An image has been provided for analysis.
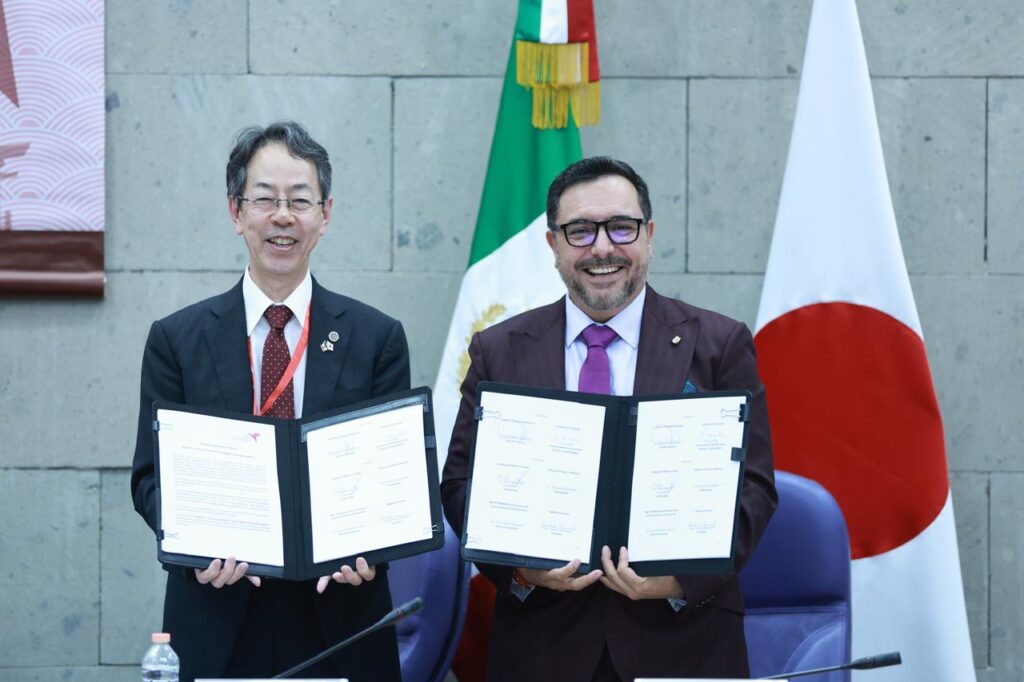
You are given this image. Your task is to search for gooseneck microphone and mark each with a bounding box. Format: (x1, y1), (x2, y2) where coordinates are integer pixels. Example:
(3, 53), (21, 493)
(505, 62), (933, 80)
(273, 596), (425, 679)
(759, 651), (902, 679)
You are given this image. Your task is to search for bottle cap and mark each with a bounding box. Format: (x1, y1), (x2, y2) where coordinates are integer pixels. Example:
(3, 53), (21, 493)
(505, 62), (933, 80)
(151, 633), (171, 644)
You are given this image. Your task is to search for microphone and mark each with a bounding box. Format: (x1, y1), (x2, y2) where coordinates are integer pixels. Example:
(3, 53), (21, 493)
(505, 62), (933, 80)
(759, 651), (901, 679)
(273, 597), (425, 679)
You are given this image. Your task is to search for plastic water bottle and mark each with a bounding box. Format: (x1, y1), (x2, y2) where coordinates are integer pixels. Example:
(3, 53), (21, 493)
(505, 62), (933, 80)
(141, 632), (179, 681)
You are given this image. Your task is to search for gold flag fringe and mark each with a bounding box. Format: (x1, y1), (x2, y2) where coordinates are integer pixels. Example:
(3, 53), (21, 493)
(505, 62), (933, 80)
(530, 81), (601, 129)
(516, 40), (601, 129)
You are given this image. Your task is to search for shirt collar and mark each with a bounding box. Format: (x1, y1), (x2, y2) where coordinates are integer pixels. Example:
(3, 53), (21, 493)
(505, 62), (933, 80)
(564, 285), (647, 350)
(242, 268), (313, 335)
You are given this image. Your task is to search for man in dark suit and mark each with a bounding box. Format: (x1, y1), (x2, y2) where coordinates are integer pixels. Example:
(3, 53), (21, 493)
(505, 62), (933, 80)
(441, 157), (777, 681)
(131, 121), (405, 682)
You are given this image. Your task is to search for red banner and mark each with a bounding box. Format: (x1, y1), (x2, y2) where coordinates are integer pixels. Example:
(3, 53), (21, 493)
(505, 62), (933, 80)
(0, 0), (104, 296)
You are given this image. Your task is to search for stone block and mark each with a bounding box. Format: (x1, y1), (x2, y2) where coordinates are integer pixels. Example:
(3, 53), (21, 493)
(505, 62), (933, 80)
(0, 471), (100, 666)
(106, 75), (393, 272)
(991, 473), (1024, 672)
(392, 77), (502, 274)
(873, 78), (986, 274)
(913, 275), (1024, 472)
(315, 271), (463, 388)
(0, 271), (238, 468)
(859, 1), (1024, 76)
(107, 0), (248, 74)
(976, 668), (1022, 682)
(950, 472), (989, 669)
(580, 79), (687, 273)
(688, 78), (797, 274)
(987, 79), (1024, 274)
(688, 78), (985, 275)
(646, 273), (764, 329)
(100, 471), (167, 665)
(596, 1), (809, 77)
(248, 0), (513, 76)
(0, 667), (137, 682)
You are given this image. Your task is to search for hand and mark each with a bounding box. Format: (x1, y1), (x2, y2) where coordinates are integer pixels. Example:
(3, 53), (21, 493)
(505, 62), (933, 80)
(599, 546), (683, 601)
(194, 556), (261, 588)
(316, 556), (376, 594)
(518, 559), (602, 592)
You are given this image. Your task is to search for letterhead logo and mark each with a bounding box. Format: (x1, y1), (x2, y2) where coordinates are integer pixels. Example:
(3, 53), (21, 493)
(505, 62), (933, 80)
(249, 432), (261, 443)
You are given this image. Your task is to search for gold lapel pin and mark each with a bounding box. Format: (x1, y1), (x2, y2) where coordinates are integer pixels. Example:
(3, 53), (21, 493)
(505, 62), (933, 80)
(320, 340), (335, 352)
(328, 331), (340, 342)
(671, 335), (682, 345)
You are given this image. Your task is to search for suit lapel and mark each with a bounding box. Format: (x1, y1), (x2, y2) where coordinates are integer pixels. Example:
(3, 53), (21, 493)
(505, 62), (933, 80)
(508, 298), (566, 390)
(204, 281), (254, 413)
(633, 287), (699, 395)
(303, 279), (349, 415)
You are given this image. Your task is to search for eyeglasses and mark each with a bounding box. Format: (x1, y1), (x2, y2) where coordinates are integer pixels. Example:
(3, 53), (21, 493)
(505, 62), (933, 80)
(236, 196), (324, 215)
(554, 218), (645, 247)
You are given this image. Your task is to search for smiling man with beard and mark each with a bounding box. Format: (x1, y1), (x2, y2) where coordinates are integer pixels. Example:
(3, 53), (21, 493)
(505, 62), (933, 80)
(131, 121), (406, 682)
(441, 157), (777, 681)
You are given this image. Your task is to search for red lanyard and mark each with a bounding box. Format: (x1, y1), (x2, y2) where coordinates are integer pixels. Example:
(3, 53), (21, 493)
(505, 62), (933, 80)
(247, 303), (311, 416)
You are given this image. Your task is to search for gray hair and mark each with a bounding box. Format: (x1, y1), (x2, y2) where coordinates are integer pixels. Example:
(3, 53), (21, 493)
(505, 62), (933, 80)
(226, 121), (332, 208)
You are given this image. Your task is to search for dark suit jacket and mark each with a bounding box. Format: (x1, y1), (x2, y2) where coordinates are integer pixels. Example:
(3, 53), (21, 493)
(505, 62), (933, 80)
(441, 286), (777, 681)
(131, 277), (409, 682)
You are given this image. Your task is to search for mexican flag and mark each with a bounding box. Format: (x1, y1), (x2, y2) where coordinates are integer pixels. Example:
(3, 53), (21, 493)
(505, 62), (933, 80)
(433, 2), (599, 678)
(753, 0), (975, 679)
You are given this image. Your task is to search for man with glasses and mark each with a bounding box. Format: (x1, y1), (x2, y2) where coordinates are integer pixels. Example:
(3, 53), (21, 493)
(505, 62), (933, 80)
(442, 157), (776, 681)
(131, 121), (406, 682)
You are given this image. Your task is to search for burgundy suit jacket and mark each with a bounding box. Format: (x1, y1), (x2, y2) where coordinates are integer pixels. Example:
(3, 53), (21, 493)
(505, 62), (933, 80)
(441, 286), (777, 681)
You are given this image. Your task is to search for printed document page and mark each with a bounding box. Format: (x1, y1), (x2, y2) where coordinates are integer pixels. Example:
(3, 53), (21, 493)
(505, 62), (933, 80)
(464, 392), (604, 563)
(157, 409), (284, 566)
(305, 404), (433, 563)
(627, 396), (745, 562)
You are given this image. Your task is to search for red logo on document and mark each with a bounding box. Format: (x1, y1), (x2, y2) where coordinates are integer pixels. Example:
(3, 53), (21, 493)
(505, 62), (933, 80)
(249, 432), (261, 442)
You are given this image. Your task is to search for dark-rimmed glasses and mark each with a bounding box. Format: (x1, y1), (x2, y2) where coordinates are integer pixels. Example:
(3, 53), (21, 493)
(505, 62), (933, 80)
(236, 196), (324, 215)
(554, 218), (645, 247)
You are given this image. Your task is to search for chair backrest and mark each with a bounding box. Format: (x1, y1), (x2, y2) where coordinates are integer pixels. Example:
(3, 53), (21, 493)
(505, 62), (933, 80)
(740, 471), (852, 681)
(388, 518), (470, 682)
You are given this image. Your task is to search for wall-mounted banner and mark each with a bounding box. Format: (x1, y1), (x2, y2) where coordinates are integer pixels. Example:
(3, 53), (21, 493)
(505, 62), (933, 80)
(0, 0), (104, 296)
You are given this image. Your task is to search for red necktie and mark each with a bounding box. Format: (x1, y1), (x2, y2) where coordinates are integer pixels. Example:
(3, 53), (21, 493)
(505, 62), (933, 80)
(261, 305), (295, 419)
(578, 323), (618, 395)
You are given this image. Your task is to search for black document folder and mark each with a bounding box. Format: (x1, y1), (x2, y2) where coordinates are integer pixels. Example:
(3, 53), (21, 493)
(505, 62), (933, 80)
(461, 382), (750, 577)
(152, 387), (444, 580)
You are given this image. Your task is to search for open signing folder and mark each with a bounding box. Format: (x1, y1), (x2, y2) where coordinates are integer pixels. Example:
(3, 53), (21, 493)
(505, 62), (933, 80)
(462, 382), (750, 576)
(152, 387), (443, 579)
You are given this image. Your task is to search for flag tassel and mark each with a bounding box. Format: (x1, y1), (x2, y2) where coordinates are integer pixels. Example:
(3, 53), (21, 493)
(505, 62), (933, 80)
(516, 40), (600, 129)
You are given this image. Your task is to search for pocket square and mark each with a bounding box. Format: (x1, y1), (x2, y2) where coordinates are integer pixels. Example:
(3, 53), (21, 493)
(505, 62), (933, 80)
(683, 379), (698, 394)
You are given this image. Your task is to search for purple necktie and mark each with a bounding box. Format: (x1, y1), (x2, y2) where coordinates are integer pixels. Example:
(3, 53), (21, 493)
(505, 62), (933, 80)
(578, 323), (619, 395)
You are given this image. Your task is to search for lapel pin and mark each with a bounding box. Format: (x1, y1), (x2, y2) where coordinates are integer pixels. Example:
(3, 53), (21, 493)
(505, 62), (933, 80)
(320, 340), (334, 352)
(671, 335), (682, 345)
(328, 331), (340, 342)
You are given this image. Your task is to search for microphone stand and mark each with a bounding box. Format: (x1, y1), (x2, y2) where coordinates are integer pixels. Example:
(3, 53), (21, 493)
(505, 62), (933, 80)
(273, 597), (425, 679)
(759, 651), (901, 679)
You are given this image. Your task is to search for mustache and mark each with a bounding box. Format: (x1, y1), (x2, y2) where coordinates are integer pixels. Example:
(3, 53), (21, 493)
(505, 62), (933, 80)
(575, 256), (631, 271)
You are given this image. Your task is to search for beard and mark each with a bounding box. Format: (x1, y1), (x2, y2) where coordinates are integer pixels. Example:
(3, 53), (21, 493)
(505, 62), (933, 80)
(555, 247), (650, 316)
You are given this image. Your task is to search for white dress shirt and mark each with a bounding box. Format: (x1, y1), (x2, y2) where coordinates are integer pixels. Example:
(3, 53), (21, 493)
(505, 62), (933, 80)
(243, 268), (312, 418)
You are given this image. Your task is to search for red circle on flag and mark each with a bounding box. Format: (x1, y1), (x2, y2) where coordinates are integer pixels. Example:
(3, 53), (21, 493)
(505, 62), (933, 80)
(755, 302), (949, 559)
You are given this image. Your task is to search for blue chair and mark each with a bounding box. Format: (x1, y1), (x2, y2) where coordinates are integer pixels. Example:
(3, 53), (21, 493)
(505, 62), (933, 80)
(740, 471), (852, 681)
(388, 518), (470, 682)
